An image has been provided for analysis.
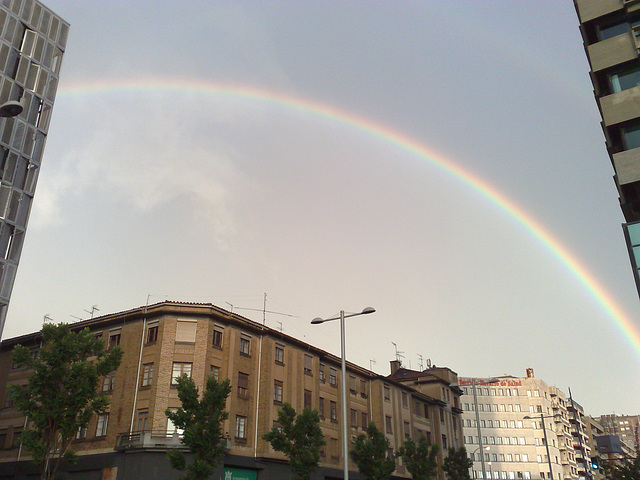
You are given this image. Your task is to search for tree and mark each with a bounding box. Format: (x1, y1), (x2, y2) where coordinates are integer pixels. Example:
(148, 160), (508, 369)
(396, 436), (439, 480)
(165, 374), (232, 480)
(442, 447), (473, 480)
(350, 422), (396, 480)
(262, 402), (325, 480)
(602, 456), (640, 480)
(7, 323), (122, 480)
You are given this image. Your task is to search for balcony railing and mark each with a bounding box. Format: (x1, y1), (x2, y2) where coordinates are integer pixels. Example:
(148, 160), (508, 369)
(115, 431), (233, 451)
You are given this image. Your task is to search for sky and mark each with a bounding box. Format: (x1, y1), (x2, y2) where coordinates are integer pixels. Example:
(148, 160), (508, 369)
(3, 0), (639, 416)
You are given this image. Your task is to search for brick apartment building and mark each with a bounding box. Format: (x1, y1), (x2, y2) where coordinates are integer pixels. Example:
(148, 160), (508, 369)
(0, 301), (464, 480)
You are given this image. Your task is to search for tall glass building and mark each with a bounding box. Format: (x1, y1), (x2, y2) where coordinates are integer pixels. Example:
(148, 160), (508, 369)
(0, 0), (68, 336)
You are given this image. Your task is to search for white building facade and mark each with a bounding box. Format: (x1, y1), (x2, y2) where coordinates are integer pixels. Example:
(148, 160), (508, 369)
(460, 369), (578, 480)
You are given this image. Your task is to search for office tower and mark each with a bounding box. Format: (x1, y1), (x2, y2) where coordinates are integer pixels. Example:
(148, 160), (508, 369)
(574, 1), (640, 297)
(0, 0), (68, 336)
(460, 369), (595, 480)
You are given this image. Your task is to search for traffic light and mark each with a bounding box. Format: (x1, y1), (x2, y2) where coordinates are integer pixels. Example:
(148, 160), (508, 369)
(590, 457), (600, 470)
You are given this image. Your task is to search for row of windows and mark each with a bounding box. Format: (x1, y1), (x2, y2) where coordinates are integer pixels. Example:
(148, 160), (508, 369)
(466, 436), (550, 447)
(463, 387), (521, 397)
(463, 403), (523, 412)
(470, 452), (550, 463)
(0, 1), (69, 49)
(472, 470), (533, 480)
(464, 419), (525, 429)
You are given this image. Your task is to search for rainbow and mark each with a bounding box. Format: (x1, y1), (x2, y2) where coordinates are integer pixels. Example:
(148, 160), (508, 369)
(58, 77), (640, 356)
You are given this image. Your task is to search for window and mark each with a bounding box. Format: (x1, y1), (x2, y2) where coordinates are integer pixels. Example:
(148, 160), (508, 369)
(517, 420), (523, 428)
(304, 389), (312, 409)
(360, 379), (367, 398)
(329, 368), (337, 386)
(175, 321), (196, 343)
(146, 323), (158, 344)
(210, 365), (220, 381)
(533, 390), (540, 397)
(519, 437), (525, 445)
(404, 421), (411, 438)
(304, 355), (313, 375)
(171, 362), (192, 384)
(402, 391), (408, 408)
(319, 397), (325, 418)
(240, 335), (251, 356)
(275, 344), (284, 364)
(522, 454), (528, 462)
(238, 372), (249, 397)
(384, 385), (391, 402)
(349, 375), (357, 394)
(235, 415), (247, 439)
(330, 401), (337, 422)
(598, 20), (630, 41)
(76, 425), (87, 439)
(351, 409), (358, 428)
(141, 363), (153, 387)
(137, 411), (148, 432)
(319, 363), (326, 382)
(96, 413), (109, 437)
(442, 434), (447, 449)
(385, 415), (393, 433)
(274, 380), (283, 404)
(212, 327), (223, 348)
(102, 372), (115, 392)
(361, 412), (368, 428)
(108, 331), (120, 350)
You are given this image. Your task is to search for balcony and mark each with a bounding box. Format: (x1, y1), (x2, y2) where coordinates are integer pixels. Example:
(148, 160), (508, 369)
(115, 430), (184, 450)
(588, 31), (637, 72)
(576, 0), (624, 23)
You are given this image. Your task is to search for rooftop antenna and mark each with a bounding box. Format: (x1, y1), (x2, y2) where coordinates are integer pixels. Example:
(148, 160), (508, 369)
(84, 305), (99, 319)
(70, 315), (83, 321)
(391, 342), (405, 366)
(370, 359), (376, 371)
(276, 321), (283, 333)
(418, 354), (424, 371)
(426, 358), (432, 368)
(225, 302), (234, 313)
(43, 314), (52, 325)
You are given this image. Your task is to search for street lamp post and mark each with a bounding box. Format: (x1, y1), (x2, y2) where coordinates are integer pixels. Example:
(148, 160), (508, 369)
(312, 307), (376, 480)
(524, 414), (560, 480)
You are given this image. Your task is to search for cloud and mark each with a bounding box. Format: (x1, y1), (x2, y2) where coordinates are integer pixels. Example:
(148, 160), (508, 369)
(29, 93), (256, 247)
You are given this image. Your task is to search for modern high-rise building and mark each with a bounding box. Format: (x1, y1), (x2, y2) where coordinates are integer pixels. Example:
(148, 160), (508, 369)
(574, 0), (640, 298)
(0, 0), (68, 337)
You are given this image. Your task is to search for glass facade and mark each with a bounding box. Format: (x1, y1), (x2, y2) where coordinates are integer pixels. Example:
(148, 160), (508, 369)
(0, 0), (67, 336)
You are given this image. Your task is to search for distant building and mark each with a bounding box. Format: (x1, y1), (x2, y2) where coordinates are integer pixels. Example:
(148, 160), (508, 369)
(0, 302), (463, 479)
(573, 0), (640, 298)
(460, 369), (596, 480)
(595, 413), (639, 455)
(0, 0), (68, 336)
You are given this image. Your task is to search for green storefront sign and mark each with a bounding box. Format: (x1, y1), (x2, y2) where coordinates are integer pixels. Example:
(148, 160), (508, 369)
(223, 467), (257, 480)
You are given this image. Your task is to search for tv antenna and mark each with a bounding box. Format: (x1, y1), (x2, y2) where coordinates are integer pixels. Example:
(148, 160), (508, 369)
(391, 342), (404, 365)
(84, 305), (99, 318)
(418, 354), (424, 371)
(43, 314), (53, 325)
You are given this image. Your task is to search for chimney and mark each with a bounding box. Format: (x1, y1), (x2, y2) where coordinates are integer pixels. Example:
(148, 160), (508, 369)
(526, 368), (534, 378)
(390, 360), (401, 375)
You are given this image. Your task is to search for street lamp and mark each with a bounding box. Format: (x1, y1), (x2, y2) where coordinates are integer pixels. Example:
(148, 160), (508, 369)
(311, 307), (376, 480)
(0, 101), (22, 117)
(524, 414), (561, 480)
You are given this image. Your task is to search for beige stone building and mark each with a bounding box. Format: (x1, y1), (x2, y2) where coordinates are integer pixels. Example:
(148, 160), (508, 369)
(460, 369), (596, 480)
(0, 301), (464, 480)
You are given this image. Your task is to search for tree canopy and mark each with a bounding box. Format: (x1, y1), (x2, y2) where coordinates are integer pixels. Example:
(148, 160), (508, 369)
(350, 422), (396, 480)
(442, 447), (473, 480)
(603, 456), (640, 480)
(165, 374), (232, 480)
(396, 436), (439, 480)
(262, 402), (325, 480)
(8, 323), (122, 480)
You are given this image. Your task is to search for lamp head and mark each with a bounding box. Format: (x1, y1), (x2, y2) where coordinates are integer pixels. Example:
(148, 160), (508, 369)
(311, 317), (325, 325)
(361, 307), (375, 315)
(0, 101), (22, 118)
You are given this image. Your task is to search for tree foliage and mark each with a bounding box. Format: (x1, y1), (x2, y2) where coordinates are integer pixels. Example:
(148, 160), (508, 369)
(165, 374), (232, 480)
(350, 422), (396, 480)
(396, 436), (439, 480)
(7, 323), (122, 480)
(262, 402), (325, 480)
(442, 447), (473, 480)
(603, 456), (640, 480)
